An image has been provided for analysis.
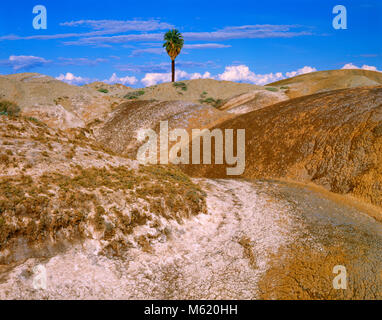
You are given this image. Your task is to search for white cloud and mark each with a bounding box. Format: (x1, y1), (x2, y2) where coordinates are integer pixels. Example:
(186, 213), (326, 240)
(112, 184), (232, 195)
(217, 65), (284, 85)
(56, 72), (138, 86)
(217, 64), (318, 85)
(285, 66), (317, 78)
(141, 70), (190, 86)
(342, 63), (379, 71)
(361, 65), (378, 71)
(103, 73), (138, 85)
(342, 63), (359, 69)
(141, 70), (215, 86)
(0, 55), (51, 71)
(56, 72), (91, 85)
(140, 64), (318, 87)
(190, 72), (213, 80)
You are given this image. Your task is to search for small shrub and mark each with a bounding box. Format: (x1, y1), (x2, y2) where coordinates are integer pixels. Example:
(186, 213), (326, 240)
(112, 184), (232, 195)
(265, 87), (279, 92)
(0, 100), (21, 116)
(173, 82), (187, 91)
(124, 90), (145, 100)
(0, 154), (9, 165)
(372, 123), (382, 137)
(199, 97), (224, 108)
(98, 88), (109, 94)
(280, 86), (290, 90)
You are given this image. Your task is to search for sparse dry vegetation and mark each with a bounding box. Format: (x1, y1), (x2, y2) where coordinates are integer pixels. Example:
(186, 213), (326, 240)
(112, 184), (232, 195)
(0, 100), (20, 116)
(0, 115), (206, 263)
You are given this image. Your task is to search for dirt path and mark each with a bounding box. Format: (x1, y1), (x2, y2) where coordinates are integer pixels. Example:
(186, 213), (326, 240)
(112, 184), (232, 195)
(0, 179), (381, 299)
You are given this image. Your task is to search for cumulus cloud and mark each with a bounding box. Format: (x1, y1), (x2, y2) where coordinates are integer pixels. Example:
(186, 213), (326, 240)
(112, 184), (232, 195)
(217, 65), (318, 85)
(361, 65), (378, 71)
(56, 72), (137, 86)
(140, 64), (318, 86)
(285, 66), (317, 78)
(141, 70), (187, 86)
(217, 65), (284, 85)
(0, 55), (51, 71)
(342, 63), (379, 71)
(190, 72), (213, 80)
(103, 73), (138, 85)
(141, 70), (213, 86)
(56, 72), (91, 85)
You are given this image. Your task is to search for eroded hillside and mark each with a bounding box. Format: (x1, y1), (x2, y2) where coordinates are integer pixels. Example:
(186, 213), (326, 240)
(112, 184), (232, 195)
(0, 115), (206, 264)
(181, 86), (382, 209)
(93, 100), (234, 158)
(0, 73), (122, 129)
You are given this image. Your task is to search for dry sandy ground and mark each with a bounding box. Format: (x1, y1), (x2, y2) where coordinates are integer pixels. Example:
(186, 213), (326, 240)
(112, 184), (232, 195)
(0, 179), (380, 300)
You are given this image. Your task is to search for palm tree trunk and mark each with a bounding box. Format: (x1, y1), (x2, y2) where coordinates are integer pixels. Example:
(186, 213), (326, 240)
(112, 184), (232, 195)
(172, 59), (175, 82)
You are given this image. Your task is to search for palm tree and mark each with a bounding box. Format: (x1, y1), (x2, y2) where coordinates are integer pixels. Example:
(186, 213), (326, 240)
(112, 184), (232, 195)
(163, 29), (184, 82)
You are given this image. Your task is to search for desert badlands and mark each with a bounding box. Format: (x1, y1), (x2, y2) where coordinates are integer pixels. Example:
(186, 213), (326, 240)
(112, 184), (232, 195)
(0, 69), (382, 299)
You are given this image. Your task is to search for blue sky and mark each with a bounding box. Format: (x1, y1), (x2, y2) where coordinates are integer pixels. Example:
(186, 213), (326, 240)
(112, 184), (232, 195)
(0, 0), (381, 87)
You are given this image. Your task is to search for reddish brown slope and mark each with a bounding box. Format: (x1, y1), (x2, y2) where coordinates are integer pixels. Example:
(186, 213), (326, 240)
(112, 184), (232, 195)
(181, 86), (382, 207)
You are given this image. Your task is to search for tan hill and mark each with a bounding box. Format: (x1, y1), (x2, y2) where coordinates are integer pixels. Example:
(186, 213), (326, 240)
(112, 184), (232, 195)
(268, 69), (382, 99)
(93, 100), (233, 158)
(181, 86), (382, 209)
(141, 79), (263, 103)
(91, 79), (264, 106)
(218, 88), (288, 114)
(0, 73), (122, 129)
(84, 81), (133, 98)
(0, 114), (206, 264)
